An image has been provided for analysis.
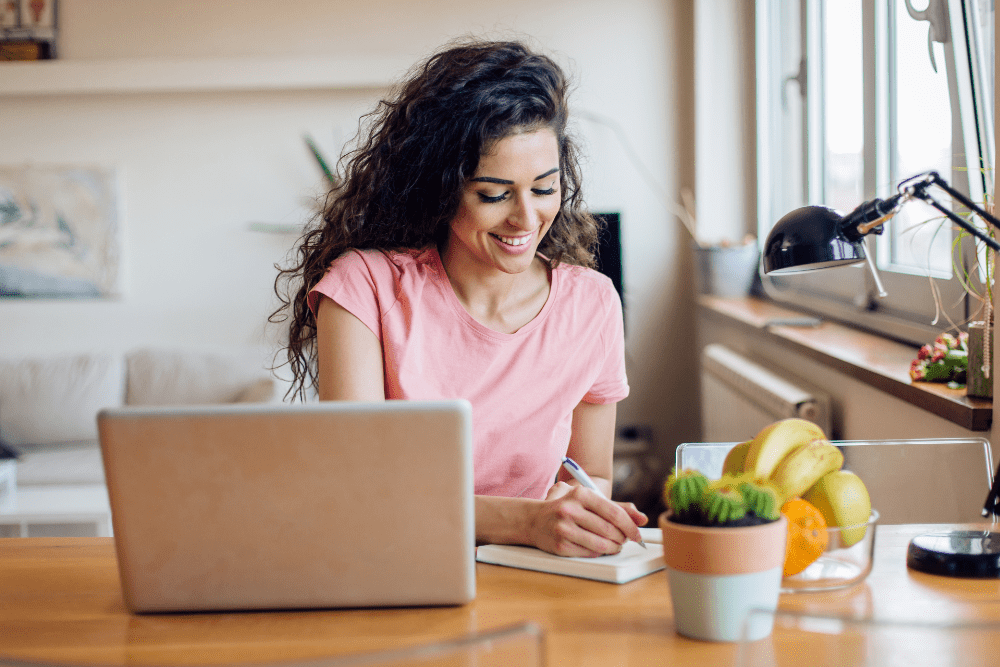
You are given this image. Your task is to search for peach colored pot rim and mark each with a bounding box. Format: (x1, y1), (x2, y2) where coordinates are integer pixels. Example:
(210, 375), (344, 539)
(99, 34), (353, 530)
(659, 512), (788, 576)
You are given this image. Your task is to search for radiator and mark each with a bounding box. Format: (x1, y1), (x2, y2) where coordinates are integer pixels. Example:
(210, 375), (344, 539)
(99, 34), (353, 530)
(700, 344), (831, 443)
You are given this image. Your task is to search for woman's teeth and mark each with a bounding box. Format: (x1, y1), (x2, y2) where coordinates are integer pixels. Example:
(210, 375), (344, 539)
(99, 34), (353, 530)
(492, 234), (530, 246)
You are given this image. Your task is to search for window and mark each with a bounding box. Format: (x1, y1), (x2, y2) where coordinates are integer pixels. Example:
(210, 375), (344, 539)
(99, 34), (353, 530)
(756, 0), (995, 345)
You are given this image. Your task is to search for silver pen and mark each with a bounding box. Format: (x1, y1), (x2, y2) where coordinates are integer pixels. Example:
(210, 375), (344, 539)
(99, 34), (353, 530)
(561, 456), (646, 548)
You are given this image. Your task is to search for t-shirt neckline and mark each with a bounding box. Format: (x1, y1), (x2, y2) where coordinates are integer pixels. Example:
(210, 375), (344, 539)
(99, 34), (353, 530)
(426, 246), (558, 340)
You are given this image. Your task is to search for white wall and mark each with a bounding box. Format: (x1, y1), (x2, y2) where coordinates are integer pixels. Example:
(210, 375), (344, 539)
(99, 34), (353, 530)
(694, 0), (756, 246)
(1, 1), (700, 460)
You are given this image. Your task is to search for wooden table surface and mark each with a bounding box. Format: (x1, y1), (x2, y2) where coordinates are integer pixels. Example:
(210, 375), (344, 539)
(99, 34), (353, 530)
(2, 525), (999, 666)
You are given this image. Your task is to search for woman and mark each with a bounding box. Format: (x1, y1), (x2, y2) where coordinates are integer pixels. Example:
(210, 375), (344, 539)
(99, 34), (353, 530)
(272, 39), (646, 556)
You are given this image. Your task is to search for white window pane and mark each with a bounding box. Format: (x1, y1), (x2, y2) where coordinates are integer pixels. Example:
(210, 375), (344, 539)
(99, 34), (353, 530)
(823, 0), (863, 213)
(887, 0), (953, 276)
(777, 0), (805, 216)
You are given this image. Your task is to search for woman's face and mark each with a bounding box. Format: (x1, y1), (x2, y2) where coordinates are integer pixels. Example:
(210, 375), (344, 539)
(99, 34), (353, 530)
(443, 128), (561, 276)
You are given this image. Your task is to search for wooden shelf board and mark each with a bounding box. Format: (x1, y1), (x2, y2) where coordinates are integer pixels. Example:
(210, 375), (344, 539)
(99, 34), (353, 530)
(699, 295), (992, 431)
(0, 55), (411, 96)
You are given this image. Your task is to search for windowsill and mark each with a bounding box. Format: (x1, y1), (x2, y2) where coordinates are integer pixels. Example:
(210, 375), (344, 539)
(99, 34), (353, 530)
(698, 295), (992, 431)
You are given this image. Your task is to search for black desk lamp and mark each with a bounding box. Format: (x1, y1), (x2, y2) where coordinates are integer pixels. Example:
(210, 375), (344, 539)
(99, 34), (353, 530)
(762, 170), (1000, 578)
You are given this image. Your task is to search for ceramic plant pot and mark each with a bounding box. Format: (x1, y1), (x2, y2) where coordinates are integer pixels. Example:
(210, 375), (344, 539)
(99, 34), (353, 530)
(967, 320), (994, 398)
(660, 511), (788, 642)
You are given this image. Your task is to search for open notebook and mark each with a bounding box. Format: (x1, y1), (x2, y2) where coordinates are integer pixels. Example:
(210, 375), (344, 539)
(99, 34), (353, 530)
(477, 527), (664, 584)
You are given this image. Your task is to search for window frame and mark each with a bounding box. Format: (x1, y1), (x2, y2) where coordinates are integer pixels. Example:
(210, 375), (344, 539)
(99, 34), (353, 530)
(755, 0), (994, 346)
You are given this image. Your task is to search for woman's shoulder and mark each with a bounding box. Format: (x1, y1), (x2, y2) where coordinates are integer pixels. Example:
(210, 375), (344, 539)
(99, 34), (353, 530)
(332, 246), (439, 275)
(311, 246), (440, 314)
(550, 262), (622, 317)
(553, 262), (617, 295)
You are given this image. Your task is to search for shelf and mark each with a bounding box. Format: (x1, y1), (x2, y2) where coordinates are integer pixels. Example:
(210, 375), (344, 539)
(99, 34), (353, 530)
(0, 54), (413, 97)
(698, 295), (993, 431)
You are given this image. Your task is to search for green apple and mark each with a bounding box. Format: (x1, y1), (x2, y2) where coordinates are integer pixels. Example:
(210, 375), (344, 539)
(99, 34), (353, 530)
(803, 470), (872, 547)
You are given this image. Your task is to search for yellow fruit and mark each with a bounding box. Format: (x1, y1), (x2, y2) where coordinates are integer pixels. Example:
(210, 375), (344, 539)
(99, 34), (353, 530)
(721, 441), (752, 476)
(768, 440), (844, 502)
(803, 470), (872, 547)
(743, 418), (828, 480)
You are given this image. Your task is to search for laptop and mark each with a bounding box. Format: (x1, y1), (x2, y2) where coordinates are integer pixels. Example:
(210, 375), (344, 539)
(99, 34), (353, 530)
(97, 399), (475, 613)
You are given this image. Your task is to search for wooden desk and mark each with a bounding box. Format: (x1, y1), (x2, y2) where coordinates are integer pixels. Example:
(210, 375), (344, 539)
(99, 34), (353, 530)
(1, 525), (999, 666)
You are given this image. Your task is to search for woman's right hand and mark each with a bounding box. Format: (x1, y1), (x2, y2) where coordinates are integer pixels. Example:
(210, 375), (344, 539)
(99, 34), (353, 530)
(527, 482), (647, 557)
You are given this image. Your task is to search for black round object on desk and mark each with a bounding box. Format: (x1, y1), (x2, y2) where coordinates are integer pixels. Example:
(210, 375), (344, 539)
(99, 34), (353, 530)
(906, 530), (1000, 577)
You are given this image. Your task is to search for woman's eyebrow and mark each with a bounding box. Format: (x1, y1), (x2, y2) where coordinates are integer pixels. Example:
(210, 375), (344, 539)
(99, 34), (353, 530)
(469, 168), (560, 185)
(470, 176), (513, 185)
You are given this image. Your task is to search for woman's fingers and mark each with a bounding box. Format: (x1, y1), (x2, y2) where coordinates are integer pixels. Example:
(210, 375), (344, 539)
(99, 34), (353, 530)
(625, 502), (650, 526)
(545, 481), (574, 501)
(541, 486), (650, 556)
(569, 487), (650, 548)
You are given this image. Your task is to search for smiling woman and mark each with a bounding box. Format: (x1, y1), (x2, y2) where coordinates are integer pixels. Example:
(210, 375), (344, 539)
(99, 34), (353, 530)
(443, 130), (562, 332)
(271, 38), (646, 558)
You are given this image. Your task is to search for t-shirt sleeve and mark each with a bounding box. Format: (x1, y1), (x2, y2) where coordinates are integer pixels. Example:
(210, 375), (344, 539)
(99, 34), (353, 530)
(307, 250), (395, 342)
(583, 279), (630, 404)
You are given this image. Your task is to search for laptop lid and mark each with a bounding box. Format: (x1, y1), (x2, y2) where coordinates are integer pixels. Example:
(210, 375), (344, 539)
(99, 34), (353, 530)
(97, 400), (475, 613)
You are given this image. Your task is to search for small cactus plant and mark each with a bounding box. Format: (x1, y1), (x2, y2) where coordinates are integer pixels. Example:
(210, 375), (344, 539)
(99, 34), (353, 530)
(663, 470), (781, 527)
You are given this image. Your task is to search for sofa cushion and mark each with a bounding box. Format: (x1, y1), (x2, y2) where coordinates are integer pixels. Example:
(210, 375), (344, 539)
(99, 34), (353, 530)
(0, 353), (125, 447)
(233, 377), (278, 403)
(15, 441), (106, 485)
(125, 347), (276, 406)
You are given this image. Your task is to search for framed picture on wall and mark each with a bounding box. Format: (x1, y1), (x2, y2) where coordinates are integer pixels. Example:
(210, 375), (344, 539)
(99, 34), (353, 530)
(0, 0), (57, 60)
(0, 164), (121, 299)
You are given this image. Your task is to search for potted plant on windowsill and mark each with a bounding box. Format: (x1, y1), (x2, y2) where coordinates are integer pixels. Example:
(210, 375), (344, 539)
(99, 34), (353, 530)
(659, 470), (788, 642)
(958, 198), (995, 399)
(912, 178), (995, 399)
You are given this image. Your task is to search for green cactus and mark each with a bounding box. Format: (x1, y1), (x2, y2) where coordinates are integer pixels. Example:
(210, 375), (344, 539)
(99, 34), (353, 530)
(664, 468), (780, 527)
(699, 488), (747, 524)
(739, 482), (780, 521)
(663, 469), (709, 517)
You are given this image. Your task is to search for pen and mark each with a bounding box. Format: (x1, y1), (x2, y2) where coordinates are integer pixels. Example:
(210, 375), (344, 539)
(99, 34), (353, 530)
(561, 456), (646, 548)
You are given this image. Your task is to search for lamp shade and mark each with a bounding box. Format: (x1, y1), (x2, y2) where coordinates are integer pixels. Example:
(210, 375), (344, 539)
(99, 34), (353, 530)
(762, 206), (867, 274)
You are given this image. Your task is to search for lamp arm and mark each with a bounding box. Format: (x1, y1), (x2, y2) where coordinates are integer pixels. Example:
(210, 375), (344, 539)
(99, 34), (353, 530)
(916, 196), (1000, 252)
(924, 173), (999, 229)
(907, 172), (1000, 252)
(985, 459), (1000, 520)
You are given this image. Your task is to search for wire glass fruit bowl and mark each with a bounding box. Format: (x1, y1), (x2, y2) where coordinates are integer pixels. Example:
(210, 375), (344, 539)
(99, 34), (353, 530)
(781, 509), (879, 593)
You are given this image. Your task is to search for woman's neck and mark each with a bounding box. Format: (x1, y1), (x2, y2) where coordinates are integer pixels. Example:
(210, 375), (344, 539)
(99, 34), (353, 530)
(437, 246), (551, 334)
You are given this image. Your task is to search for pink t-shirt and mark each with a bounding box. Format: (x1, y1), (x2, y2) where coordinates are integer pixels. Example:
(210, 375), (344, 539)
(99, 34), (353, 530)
(308, 247), (629, 499)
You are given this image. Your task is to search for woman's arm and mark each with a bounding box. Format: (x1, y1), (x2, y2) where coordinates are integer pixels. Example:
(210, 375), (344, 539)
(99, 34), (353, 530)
(315, 296), (386, 401)
(559, 400), (619, 495)
(476, 401), (647, 557)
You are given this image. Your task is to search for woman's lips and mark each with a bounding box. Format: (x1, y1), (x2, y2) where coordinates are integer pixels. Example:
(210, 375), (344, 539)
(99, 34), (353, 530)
(490, 232), (534, 254)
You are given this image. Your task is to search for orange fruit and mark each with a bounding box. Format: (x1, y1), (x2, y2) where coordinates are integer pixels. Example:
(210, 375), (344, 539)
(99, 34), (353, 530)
(781, 498), (829, 577)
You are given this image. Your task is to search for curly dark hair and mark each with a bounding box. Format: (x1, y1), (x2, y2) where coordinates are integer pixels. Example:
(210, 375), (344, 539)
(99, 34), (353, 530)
(271, 38), (603, 400)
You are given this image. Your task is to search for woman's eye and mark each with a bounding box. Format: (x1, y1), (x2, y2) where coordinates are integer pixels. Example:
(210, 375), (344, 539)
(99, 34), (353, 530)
(532, 187), (557, 196)
(477, 192), (508, 204)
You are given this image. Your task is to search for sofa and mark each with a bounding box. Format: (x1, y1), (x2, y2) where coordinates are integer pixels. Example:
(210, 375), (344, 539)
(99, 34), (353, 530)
(0, 347), (282, 536)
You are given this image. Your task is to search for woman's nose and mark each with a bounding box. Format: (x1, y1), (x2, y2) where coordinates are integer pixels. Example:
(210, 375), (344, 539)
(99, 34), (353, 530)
(509, 195), (542, 230)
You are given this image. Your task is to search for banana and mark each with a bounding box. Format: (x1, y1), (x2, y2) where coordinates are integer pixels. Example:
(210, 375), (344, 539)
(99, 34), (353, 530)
(769, 440), (844, 501)
(721, 441), (752, 476)
(742, 418), (828, 480)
